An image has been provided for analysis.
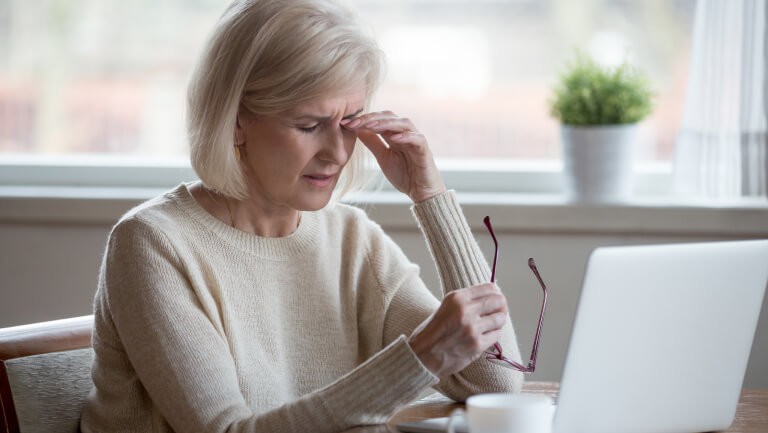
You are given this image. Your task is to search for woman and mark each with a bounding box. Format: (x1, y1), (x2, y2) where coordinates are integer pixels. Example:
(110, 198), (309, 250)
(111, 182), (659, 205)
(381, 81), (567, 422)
(81, 0), (523, 432)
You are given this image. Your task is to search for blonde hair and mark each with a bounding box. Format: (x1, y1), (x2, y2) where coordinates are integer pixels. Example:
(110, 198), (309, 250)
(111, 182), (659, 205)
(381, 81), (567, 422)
(187, 0), (384, 201)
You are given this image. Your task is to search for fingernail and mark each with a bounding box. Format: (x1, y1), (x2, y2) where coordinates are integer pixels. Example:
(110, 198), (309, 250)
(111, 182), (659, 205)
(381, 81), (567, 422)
(390, 133), (403, 140)
(340, 118), (351, 125)
(347, 118), (361, 128)
(365, 120), (380, 129)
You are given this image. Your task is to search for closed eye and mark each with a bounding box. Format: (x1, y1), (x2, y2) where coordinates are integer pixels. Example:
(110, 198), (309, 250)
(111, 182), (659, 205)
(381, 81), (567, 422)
(298, 124), (319, 133)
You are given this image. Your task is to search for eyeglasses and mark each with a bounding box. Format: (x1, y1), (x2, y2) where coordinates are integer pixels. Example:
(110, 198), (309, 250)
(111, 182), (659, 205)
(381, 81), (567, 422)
(482, 216), (548, 373)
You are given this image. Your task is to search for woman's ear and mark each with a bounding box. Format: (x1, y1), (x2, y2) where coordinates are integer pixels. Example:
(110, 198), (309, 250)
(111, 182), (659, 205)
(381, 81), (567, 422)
(234, 112), (246, 146)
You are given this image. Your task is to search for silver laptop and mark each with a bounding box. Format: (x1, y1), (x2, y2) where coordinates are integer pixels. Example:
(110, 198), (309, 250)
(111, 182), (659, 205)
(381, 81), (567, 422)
(553, 239), (768, 433)
(399, 240), (768, 433)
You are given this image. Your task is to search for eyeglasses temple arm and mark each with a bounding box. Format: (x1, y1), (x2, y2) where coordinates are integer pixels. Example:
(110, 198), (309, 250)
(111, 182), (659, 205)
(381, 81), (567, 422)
(483, 216), (498, 283)
(527, 258), (548, 370)
(482, 219), (548, 374)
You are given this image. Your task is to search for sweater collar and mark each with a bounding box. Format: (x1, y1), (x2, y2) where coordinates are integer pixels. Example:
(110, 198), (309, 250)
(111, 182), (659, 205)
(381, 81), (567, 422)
(171, 182), (321, 258)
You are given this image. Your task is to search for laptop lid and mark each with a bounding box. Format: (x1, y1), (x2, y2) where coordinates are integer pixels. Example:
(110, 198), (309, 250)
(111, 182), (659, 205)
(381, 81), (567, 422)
(553, 240), (768, 433)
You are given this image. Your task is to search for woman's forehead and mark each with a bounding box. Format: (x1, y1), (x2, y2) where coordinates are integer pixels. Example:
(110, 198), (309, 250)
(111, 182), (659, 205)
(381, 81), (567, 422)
(289, 85), (367, 118)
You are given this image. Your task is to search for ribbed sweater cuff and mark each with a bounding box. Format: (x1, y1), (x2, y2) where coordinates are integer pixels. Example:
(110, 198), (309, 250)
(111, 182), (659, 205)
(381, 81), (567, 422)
(318, 336), (438, 428)
(411, 190), (492, 293)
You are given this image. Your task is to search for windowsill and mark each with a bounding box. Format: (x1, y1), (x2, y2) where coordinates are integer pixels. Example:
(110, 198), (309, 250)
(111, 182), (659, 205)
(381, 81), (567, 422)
(2, 185), (767, 236)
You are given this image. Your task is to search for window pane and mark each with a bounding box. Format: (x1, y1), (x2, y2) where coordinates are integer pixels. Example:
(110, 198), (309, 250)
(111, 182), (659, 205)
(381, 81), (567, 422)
(0, 0), (221, 157)
(0, 0), (695, 162)
(363, 0), (696, 162)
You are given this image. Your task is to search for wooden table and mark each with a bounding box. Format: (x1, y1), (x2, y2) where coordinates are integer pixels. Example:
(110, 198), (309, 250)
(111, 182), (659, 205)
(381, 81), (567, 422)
(343, 382), (768, 433)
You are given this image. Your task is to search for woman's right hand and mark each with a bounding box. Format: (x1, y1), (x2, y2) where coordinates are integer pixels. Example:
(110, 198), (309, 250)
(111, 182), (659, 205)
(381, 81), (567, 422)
(408, 283), (509, 378)
(342, 110), (447, 204)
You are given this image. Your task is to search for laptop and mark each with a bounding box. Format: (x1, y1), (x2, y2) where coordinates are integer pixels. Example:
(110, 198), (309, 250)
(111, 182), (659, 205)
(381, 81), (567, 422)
(399, 240), (768, 433)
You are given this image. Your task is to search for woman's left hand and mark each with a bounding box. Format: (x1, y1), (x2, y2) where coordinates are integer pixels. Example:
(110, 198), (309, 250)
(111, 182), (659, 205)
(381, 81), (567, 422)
(342, 111), (446, 203)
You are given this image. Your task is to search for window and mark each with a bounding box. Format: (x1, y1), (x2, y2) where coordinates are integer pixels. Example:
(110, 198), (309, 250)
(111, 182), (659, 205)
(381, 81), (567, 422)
(0, 0), (695, 183)
(369, 0), (695, 163)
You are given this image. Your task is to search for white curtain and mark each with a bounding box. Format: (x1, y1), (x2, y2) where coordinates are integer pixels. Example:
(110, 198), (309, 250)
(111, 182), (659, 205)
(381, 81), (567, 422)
(673, 0), (767, 199)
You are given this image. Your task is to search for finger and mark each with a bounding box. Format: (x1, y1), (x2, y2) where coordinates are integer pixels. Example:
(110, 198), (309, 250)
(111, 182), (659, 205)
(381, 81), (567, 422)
(443, 285), (498, 315)
(344, 113), (418, 137)
(341, 110), (397, 128)
(453, 311), (506, 343)
(450, 315), (504, 355)
(454, 288), (507, 320)
(357, 117), (415, 135)
(464, 293), (506, 324)
(385, 131), (428, 151)
(478, 329), (503, 353)
(478, 292), (508, 317)
(442, 292), (505, 335)
(479, 311), (508, 334)
(463, 283), (501, 301)
(356, 129), (390, 164)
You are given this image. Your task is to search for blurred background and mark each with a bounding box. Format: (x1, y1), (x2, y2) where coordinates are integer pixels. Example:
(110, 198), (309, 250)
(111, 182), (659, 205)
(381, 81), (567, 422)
(2, 0), (767, 390)
(0, 0), (694, 163)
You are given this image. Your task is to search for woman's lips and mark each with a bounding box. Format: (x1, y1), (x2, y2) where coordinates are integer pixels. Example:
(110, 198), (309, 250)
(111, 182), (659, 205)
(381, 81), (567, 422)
(303, 174), (335, 188)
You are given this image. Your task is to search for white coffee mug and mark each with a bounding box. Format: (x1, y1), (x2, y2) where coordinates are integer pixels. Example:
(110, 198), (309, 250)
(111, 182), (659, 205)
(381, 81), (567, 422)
(446, 393), (555, 433)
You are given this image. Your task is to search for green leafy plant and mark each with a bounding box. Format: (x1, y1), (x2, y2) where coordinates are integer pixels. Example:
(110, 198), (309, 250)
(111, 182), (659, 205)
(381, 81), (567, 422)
(549, 51), (654, 126)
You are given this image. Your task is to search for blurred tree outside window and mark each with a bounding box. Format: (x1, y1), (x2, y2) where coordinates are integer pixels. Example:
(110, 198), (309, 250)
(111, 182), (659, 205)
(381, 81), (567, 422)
(0, 0), (695, 165)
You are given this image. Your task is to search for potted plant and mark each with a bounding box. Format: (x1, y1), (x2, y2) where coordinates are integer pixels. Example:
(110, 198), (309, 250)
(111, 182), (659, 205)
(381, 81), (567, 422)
(549, 52), (654, 203)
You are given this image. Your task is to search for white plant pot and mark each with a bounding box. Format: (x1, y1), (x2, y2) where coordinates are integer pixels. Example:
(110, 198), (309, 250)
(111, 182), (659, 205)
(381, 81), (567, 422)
(561, 123), (638, 203)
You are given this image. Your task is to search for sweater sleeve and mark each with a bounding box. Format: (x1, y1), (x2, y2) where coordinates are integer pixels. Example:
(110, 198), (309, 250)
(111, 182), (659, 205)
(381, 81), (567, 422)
(82, 216), (437, 433)
(377, 190), (524, 401)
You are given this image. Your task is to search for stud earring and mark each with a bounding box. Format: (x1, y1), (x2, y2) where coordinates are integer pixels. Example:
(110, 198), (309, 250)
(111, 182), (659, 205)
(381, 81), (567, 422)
(234, 143), (246, 161)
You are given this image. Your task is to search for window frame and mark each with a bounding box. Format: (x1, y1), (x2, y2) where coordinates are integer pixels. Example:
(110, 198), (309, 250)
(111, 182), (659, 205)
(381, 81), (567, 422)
(0, 155), (672, 197)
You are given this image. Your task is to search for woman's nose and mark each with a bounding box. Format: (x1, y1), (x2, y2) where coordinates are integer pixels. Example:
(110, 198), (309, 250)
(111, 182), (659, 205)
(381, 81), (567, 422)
(319, 124), (350, 164)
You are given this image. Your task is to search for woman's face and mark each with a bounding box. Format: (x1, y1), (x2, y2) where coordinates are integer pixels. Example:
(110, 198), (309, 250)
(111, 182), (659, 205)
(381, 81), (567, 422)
(237, 85), (366, 212)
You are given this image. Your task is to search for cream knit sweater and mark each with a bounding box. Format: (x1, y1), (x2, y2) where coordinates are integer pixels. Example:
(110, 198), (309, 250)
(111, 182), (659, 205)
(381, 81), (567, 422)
(80, 182), (523, 433)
